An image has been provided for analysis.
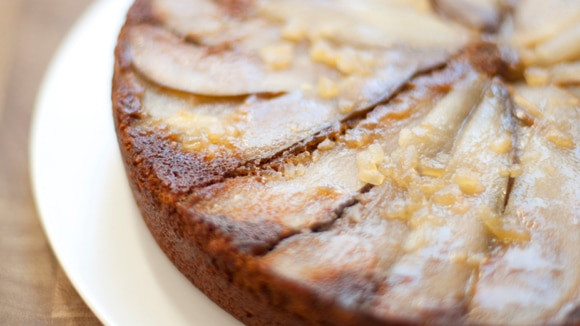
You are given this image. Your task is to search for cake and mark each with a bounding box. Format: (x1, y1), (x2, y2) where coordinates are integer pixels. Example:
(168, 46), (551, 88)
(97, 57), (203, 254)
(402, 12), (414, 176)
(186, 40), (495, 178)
(112, 0), (580, 324)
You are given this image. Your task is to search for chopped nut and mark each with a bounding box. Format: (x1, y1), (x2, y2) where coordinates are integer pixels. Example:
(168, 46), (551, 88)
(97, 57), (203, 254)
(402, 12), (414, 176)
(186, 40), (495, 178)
(453, 169), (485, 195)
(318, 138), (336, 151)
(418, 159), (445, 178)
(259, 42), (294, 70)
(498, 162), (524, 178)
(432, 184), (462, 205)
(398, 128), (413, 147)
(311, 149), (321, 162)
(408, 208), (439, 228)
(356, 153), (375, 171)
(419, 166), (445, 178)
(367, 144), (385, 163)
(398, 125), (433, 148)
(308, 23), (337, 41)
(348, 206), (362, 223)
(490, 135), (513, 154)
(479, 207), (530, 243)
(498, 166), (511, 177)
(295, 163), (306, 176)
(335, 48), (374, 75)
(416, 178), (445, 196)
(310, 40), (337, 67)
(206, 124), (226, 142)
(356, 144), (383, 168)
(356, 144), (386, 185)
(400, 145), (419, 171)
(317, 76), (340, 99)
(510, 164), (523, 177)
(283, 163), (296, 179)
(377, 161), (395, 178)
(382, 199), (414, 221)
(545, 127), (575, 149)
(167, 110), (220, 131)
(282, 20), (307, 42)
(295, 151), (311, 164)
(338, 99), (355, 114)
(165, 110), (240, 150)
(451, 199), (471, 214)
(359, 168), (385, 186)
(345, 132), (370, 148)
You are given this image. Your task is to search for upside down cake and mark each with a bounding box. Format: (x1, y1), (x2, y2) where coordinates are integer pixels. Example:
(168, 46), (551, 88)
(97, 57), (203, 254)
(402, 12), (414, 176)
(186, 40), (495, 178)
(112, 0), (580, 324)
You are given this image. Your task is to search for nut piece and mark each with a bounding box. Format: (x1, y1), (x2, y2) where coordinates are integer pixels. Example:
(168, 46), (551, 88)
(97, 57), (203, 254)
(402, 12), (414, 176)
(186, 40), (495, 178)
(545, 127), (575, 149)
(453, 169), (485, 195)
(356, 143), (386, 186)
(479, 207), (531, 243)
(318, 138), (336, 151)
(282, 19), (307, 42)
(317, 77), (339, 99)
(310, 40), (337, 67)
(259, 42), (294, 70)
(489, 135), (513, 154)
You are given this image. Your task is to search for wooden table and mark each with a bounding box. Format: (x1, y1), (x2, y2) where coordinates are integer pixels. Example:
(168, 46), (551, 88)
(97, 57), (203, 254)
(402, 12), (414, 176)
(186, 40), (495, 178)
(0, 0), (101, 324)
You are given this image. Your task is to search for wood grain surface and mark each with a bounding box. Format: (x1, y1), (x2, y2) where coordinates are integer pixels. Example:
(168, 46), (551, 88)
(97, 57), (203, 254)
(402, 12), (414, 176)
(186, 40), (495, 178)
(0, 0), (102, 324)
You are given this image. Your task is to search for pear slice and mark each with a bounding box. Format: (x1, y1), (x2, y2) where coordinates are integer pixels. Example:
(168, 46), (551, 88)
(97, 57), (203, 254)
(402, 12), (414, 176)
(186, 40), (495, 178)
(468, 86), (580, 325)
(130, 22), (448, 99)
(259, 0), (470, 49)
(511, 0), (580, 47)
(129, 25), (314, 96)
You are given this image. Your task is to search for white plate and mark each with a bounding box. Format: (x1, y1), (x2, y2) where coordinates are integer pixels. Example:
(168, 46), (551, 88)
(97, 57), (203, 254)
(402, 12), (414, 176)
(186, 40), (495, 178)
(29, 0), (241, 325)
